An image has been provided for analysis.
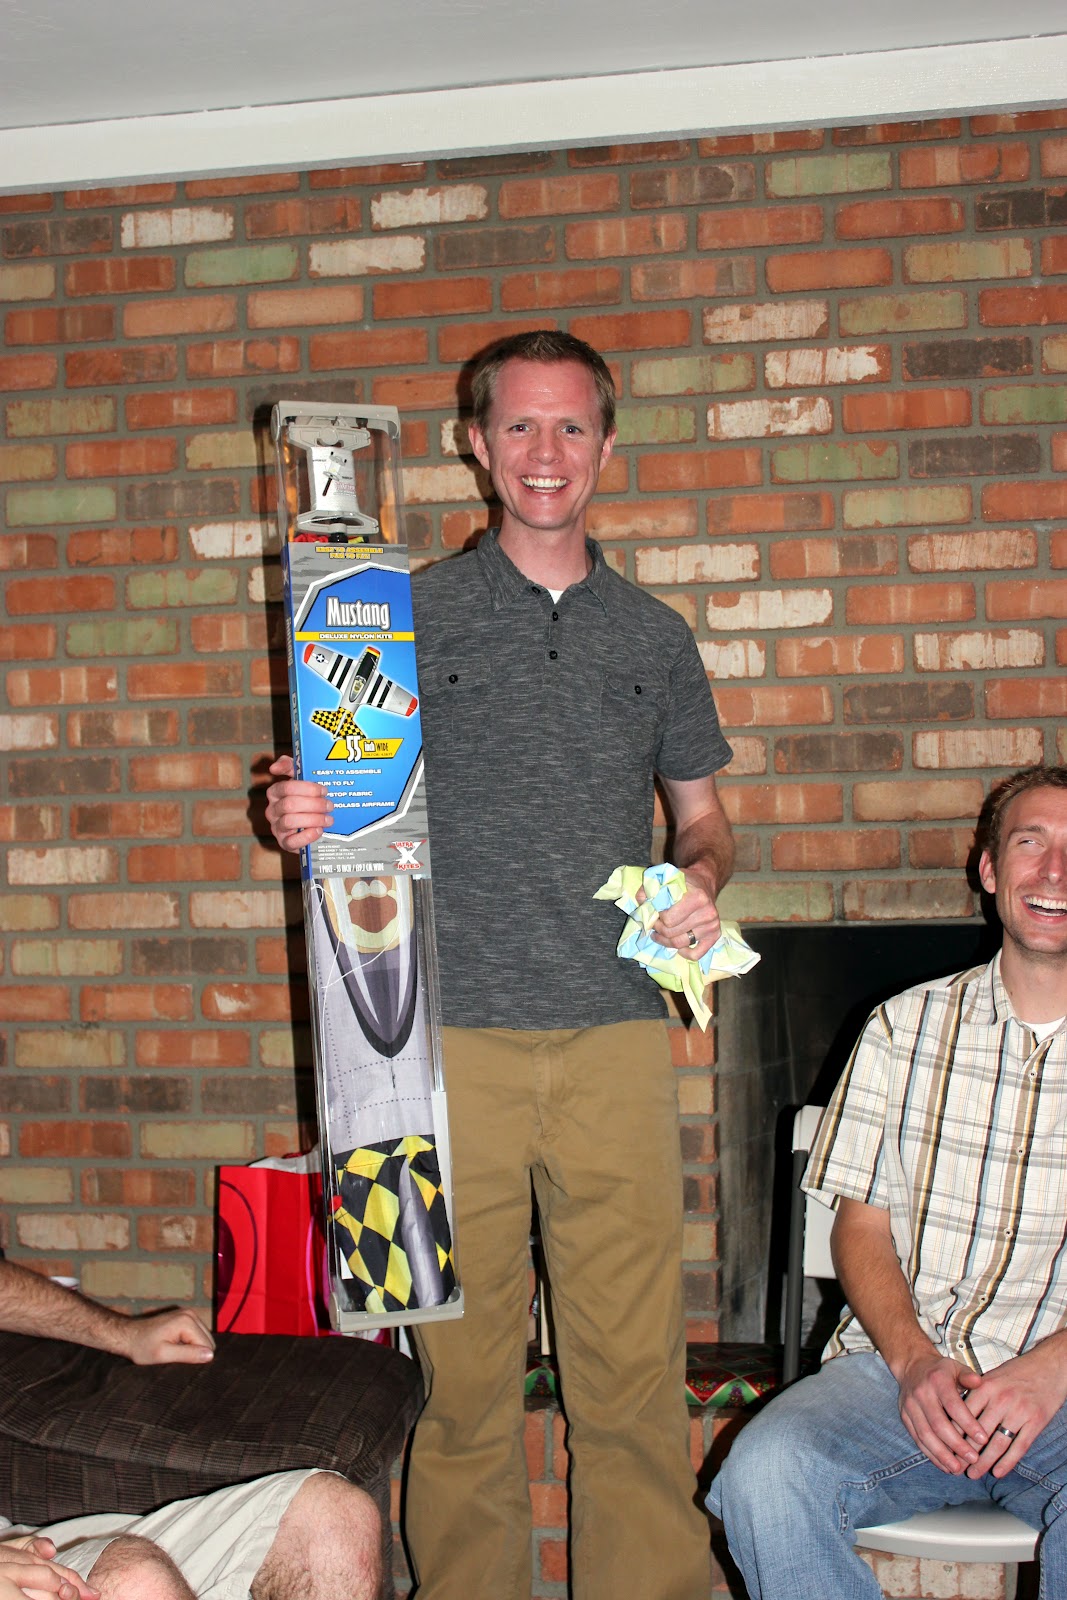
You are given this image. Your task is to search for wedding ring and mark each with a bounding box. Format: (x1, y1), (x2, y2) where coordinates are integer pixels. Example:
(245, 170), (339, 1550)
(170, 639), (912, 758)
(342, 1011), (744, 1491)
(995, 1424), (1017, 1440)
(686, 930), (698, 949)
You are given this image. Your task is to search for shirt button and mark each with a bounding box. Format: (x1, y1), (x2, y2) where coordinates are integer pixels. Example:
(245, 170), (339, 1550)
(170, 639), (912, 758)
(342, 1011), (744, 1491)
(551, 611), (559, 621)
(529, 585), (540, 594)
(634, 684), (642, 694)
(548, 650), (558, 660)
(448, 673), (458, 684)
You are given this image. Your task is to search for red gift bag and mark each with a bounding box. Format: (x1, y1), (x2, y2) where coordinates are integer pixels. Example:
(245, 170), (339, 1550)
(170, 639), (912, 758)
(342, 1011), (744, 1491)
(216, 1157), (331, 1336)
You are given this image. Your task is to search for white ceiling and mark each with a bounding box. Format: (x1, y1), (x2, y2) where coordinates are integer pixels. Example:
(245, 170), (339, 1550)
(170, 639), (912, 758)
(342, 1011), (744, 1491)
(1, 0), (1066, 193)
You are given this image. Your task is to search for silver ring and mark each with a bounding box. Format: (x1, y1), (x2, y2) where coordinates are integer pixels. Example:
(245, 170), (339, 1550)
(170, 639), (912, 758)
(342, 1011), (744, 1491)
(995, 1424), (1017, 1440)
(686, 929), (698, 949)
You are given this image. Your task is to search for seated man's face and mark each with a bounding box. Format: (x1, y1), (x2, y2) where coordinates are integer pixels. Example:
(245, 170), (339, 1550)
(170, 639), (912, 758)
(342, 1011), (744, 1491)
(979, 786), (1067, 959)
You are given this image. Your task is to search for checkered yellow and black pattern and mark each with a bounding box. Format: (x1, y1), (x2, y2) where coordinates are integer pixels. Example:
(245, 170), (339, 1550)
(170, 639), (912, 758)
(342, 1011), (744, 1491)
(332, 1134), (457, 1314)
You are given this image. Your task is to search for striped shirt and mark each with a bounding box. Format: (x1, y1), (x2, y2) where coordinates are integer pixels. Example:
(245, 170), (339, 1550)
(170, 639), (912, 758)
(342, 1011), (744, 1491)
(803, 953), (1067, 1373)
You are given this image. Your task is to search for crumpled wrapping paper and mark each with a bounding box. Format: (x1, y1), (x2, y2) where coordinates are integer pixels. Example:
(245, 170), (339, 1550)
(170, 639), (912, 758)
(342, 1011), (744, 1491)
(594, 862), (761, 1031)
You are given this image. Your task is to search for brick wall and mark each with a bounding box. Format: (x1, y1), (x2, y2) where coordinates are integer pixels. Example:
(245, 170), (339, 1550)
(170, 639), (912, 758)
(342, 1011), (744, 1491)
(2, 110), (1066, 1320)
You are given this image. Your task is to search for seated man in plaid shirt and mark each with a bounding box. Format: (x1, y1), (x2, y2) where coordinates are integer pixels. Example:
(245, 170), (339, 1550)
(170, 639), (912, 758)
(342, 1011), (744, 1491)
(709, 764), (1067, 1599)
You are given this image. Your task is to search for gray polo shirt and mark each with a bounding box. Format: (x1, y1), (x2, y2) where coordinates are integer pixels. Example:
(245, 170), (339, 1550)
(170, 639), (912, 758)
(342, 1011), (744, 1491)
(412, 530), (732, 1030)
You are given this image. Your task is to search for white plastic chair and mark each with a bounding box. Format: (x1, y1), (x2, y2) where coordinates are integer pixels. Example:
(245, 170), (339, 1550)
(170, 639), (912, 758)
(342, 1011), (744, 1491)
(785, 1105), (1039, 1568)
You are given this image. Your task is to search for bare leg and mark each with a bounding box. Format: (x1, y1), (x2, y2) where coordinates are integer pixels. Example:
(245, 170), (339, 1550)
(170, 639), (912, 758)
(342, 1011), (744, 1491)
(88, 1536), (196, 1600)
(251, 1473), (381, 1600)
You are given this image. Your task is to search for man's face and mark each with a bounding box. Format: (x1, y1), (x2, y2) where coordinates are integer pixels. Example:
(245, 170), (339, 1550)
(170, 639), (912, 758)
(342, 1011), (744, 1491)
(468, 359), (615, 543)
(978, 786), (1067, 961)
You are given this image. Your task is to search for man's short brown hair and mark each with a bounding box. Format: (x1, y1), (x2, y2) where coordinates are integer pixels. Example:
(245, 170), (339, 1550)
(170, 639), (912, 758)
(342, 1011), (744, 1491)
(984, 765), (1067, 862)
(471, 330), (616, 438)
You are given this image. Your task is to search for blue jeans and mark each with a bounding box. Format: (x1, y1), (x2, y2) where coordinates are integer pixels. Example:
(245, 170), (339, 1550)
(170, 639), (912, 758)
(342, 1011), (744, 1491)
(706, 1351), (1067, 1599)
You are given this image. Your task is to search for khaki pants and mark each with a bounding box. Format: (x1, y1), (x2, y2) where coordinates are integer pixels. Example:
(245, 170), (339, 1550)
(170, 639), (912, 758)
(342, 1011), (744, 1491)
(407, 1021), (710, 1600)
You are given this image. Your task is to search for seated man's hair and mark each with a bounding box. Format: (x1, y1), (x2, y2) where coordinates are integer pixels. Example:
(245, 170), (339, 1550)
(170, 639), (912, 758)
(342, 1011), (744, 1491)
(983, 764), (1067, 861)
(471, 329), (616, 439)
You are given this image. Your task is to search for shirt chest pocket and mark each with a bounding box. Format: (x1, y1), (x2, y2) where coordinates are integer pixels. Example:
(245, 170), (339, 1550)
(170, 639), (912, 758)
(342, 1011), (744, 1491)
(421, 663), (495, 748)
(599, 673), (664, 763)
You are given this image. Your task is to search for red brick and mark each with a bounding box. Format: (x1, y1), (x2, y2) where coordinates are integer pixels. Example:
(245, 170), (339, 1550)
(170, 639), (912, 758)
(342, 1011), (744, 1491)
(245, 197), (362, 238)
(908, 827), (975, 869)
(707, 492), (834, 536)
(124, 297), (236, 338)
(698, 130), (824, 156)
(1043, 237), (1067, 276)
(585, 497), (697, 541)
(5, 307), (114, 345)
(908, 529), (1037, 572)
(986, 579), (1067, 620)
(852, 778), (985, 822)
(0, 534), (57, 571)
(899, 144), (1030, 186)
(773, 830), (899, 870)
(126, 390), (237, 429)
(81, 985), (194, 1022)
(309, 164), (428, 187)
(501, 268), (621, 310)
(631, 258), (756, 302)
(82, 1169), (196, 1207)
(67, 184), (176, 209)
(20, 1123), (131, 1158)
(372, 372), (463, 411)
(835, 197), (963, 239)
(308, 327), (428, 371)
(67, 439), (177, 478)
(65, 345), (176, 386)
(766, 249), (893, 291)
(499, 174), (619, 217)
(71, 802), (183, 838)
(569, 310), (690, 351)
(834, 119), (961, 145)
(6, 575), (114, 615)
(185, 338), (300, 376)
(697, 205), (822, 251)
(437, 318), (549, 365)
(842, 389), (971, 432)
(978, 287), (1067, 326)
(846, 582), (975, 625)
(0, 985), (70, 1021)
(720, 783), (842, 824)
(65, 258), (175, 296)
(569, 141), (691, 166)
(201, 984), (298, 1023)
(637, 449), (761, 492)
(982, 482), (1067, 521)
(973, 110), (1067, 133)
(6, 666), (116, 706)
(67, 527), (179, 566)
(713, 685), (833, 727)
(186, 173), (301, 197)
(0, 353), (58, 391)
(127, 845), (241, 882)
(565, 216), (687, 259)
(373, 277), (492, 319)
(985, 678), (1067, 718)
(136, 1032), (251, 1068)
(776, 635), (904, 677)
(770, 534), (897, 579)
(129, 754), (245, 791)
(127, 662), (242, 699)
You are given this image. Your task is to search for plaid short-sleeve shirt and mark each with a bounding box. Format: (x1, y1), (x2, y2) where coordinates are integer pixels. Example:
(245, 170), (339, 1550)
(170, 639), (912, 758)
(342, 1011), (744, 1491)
(803, 954), (1067, 1373)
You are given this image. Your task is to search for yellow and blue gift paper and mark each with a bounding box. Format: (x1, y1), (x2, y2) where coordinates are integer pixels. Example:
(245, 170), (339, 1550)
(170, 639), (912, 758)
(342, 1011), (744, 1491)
(594, 862), (760, 1031)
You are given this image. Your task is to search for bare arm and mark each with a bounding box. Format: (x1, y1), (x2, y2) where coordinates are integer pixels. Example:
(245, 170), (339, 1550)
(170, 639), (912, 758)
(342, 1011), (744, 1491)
(0, 1259), (214, 1367)
(263, 755), (333, 853)
(652, 773), (734, 956)
(831, 1198), (985, 1474)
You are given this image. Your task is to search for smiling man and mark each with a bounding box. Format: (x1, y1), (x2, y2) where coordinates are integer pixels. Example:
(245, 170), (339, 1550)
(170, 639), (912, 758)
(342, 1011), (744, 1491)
(265, 330), (734, 1599)
(709, 764), (1067, 1599)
